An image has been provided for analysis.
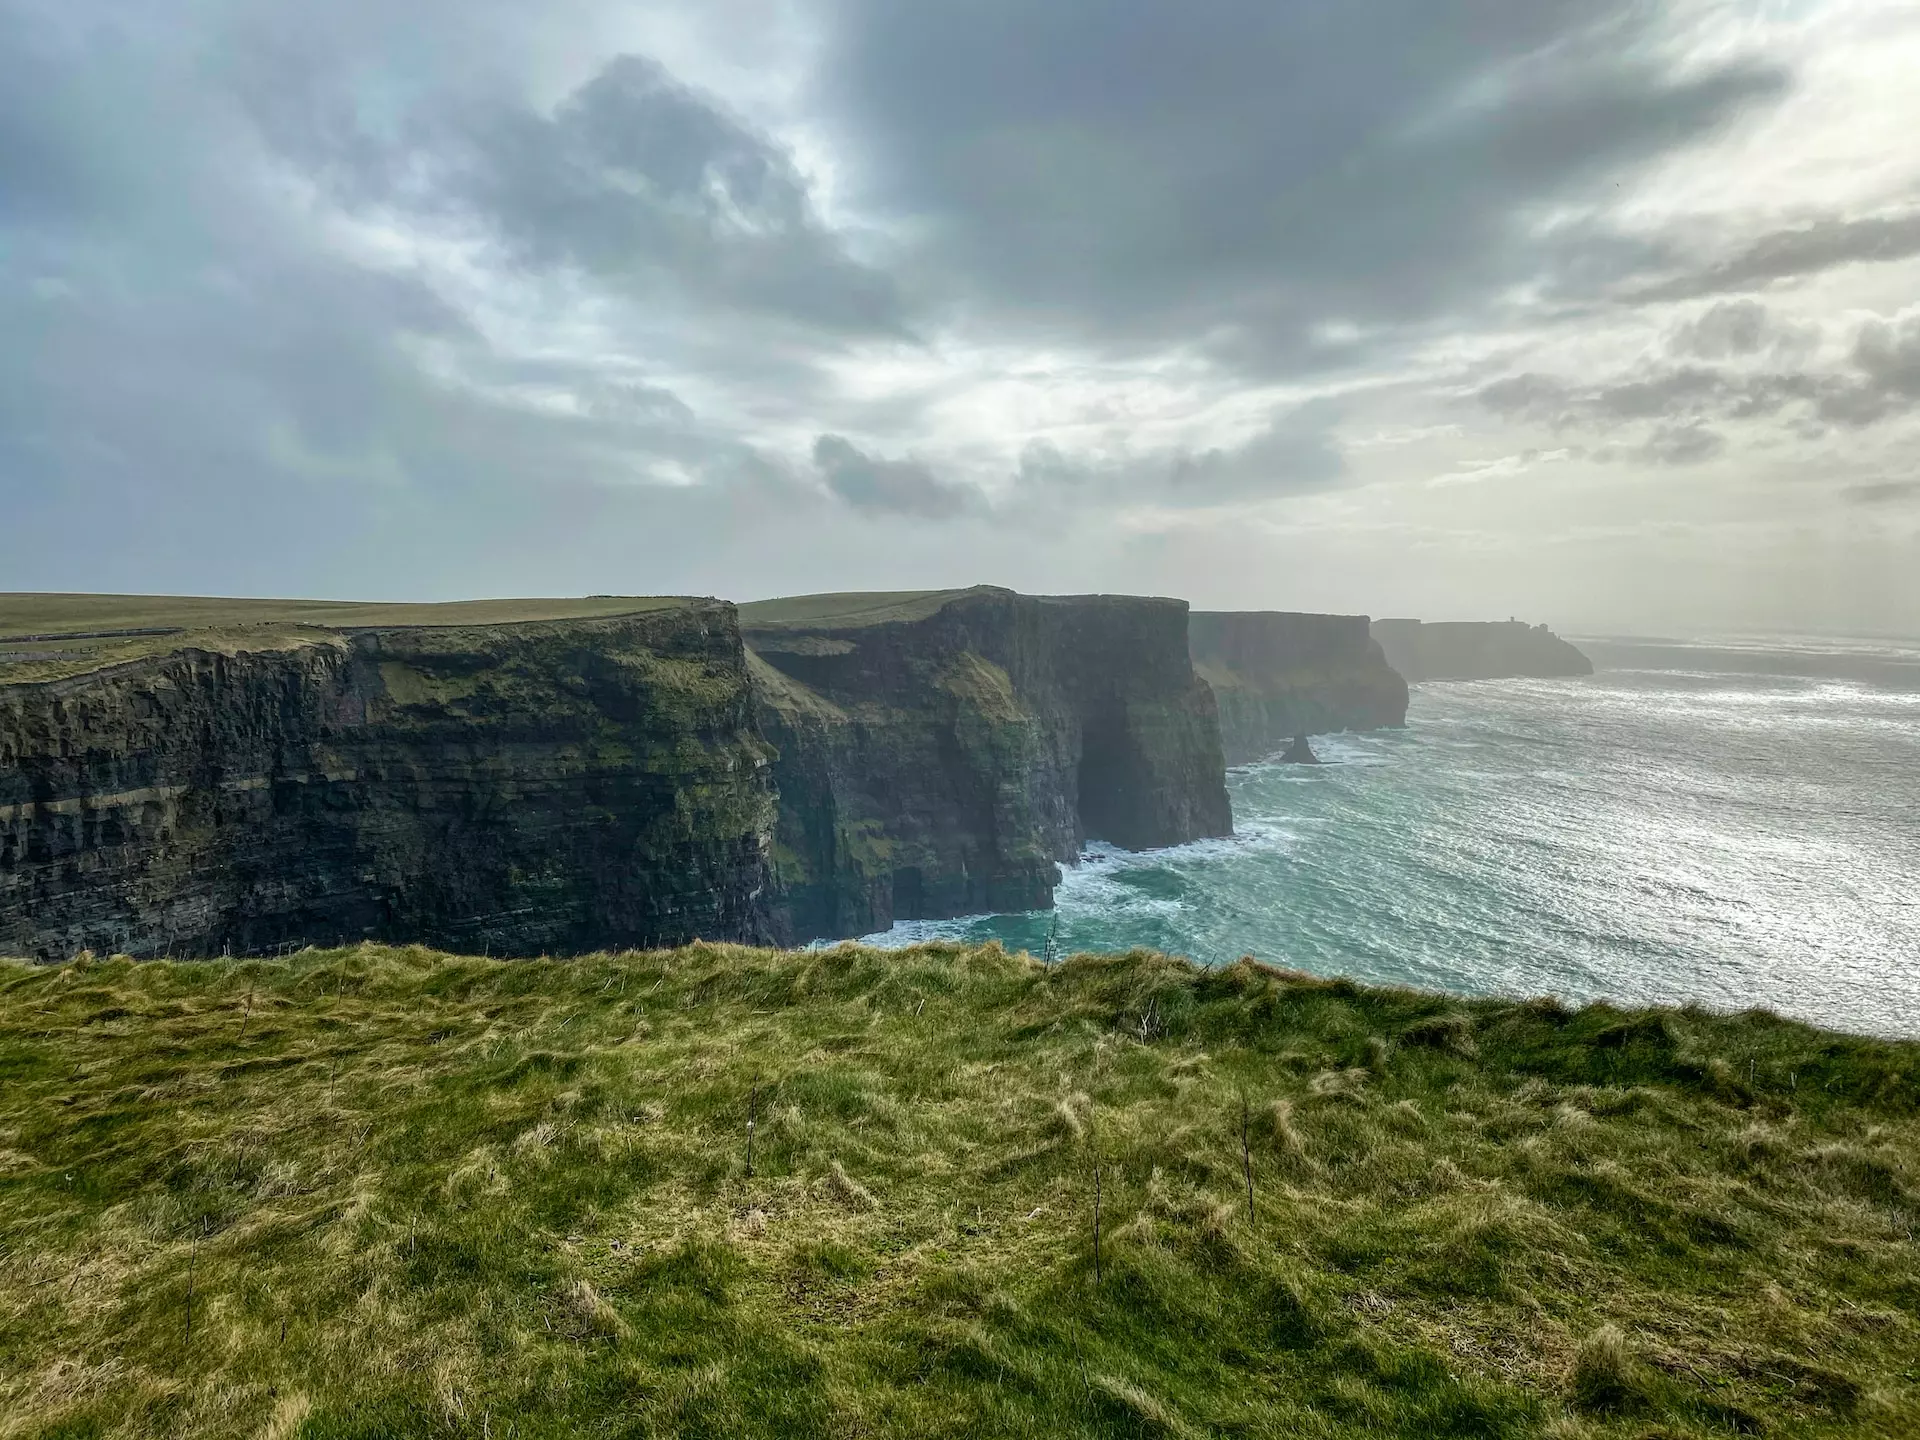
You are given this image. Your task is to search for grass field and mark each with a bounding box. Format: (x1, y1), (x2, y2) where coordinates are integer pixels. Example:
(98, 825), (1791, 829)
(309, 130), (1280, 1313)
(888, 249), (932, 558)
(0, 595), (692, 640)
(738, 590), (974, 631)
(2, 942), (1915, 1439)
(0, 595), (697, 687)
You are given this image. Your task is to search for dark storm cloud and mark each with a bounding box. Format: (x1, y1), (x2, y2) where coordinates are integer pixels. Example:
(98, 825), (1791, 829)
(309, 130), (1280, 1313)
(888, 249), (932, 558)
(1165, 405), (1348, 503)
(810, 399), (1348, 520)
(822, 0), (1782, 366)
(1629, 210), (1920, 303)
(1845, 480), (1920, 506)
(431, 57), (904, 336)
(0, 0), (1879, 599)
(1474, 306), (1920, 461)
(812, 435), (978, 518)
(1010, 403), (1348, 511)
(1667, 300), (1815, 361)
(1620, 424), (1727, 467)
(1853, 313), (1920, 403)
(0, 0), (896, 596)
(231, 31), (904, 338)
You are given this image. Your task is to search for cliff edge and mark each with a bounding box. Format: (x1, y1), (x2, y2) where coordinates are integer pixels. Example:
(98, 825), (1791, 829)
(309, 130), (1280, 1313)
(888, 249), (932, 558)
(1189, 611), (1408, 765)
(741, 587), (1232, 943)
(0, 597), (777, 960)
(1371, 618), (1593, 682)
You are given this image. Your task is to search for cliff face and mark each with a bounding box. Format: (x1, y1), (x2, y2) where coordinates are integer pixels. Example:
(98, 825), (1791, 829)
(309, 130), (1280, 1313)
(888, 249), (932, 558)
(742, 588), (1232, 943)
(0, 605), (777, 961)
(1188, 611), (1408, 765)
(1371, 619), (1593, 682)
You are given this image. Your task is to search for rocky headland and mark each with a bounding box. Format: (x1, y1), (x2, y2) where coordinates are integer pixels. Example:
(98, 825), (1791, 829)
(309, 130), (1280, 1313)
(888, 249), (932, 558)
(0, 599), (778, 961)
(1370, 617), (1593, 682)
(742, 587), (1232, 943)
(7, 590), (1602, 963)
(1188, 610), (1408, 765)
(1, 588), (1236, 959)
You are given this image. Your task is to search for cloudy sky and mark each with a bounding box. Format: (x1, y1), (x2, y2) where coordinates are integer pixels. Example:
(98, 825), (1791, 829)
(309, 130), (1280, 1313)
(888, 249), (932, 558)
(4, 0), (1918, 633)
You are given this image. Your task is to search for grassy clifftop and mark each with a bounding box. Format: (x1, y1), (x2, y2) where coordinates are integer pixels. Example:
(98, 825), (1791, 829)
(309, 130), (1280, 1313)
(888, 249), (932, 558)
(0, 595), (695, 687)
(2, 943), (1915, 1439)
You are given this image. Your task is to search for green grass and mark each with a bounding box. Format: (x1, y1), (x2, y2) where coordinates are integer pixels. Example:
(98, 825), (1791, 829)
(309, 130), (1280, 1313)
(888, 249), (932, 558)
(0, 595), (699, 686)
(0, 594), (693, 639)
(2, 943), (1915, 1439)
(738, 589), (981, 630)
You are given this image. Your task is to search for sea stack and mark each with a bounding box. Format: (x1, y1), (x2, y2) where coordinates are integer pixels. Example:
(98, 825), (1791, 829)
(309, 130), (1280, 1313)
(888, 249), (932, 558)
(1280, 734), (1320, 765)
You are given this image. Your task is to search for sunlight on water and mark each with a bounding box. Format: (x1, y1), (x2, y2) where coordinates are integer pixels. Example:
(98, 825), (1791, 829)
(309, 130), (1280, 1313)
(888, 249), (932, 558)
(861, 640), (1920, 1037)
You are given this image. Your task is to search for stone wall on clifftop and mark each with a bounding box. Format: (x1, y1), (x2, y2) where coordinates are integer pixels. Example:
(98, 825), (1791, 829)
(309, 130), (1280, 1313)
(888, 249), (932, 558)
(1189, 611), (1409, 765)
(0, 603), (777, 961)
(1371, 619), (1593, 682)
(741, 588), (1232, 944)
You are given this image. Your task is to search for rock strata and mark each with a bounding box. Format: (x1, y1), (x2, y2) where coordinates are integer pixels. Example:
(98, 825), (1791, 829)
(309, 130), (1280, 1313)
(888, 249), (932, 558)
(1188, 611), (1408, 765)
(0, 604), (777, 961)
(742, 588), (1233, 943)
(3, 587), (1240, 960)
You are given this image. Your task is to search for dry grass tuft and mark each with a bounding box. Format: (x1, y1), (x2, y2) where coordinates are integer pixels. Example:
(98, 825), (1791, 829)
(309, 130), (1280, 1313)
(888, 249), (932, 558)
(823, 1159), (879, 1211)
(1569, 1324), (1651, 1413)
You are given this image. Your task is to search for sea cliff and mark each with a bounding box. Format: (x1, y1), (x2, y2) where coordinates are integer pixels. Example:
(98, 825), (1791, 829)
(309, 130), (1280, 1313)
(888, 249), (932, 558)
(2, 588), (1236, 960)
(0, 602), (777, 961)
(1371, 618), (1593, 682)
(1189, 611), (1408, 765)
(742, 588), (1232, 943)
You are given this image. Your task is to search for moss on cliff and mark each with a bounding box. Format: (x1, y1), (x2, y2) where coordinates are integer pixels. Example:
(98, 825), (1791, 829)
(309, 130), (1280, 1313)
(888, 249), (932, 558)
(2, 942), (1915, 1439)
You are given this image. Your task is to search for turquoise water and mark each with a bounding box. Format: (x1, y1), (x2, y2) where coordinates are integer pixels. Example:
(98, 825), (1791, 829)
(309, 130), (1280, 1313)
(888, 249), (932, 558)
(861, 637), (1920, 1038)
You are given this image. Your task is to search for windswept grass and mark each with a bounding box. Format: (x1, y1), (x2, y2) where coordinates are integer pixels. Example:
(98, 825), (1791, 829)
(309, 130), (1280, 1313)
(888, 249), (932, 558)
(0, 595), (695, 685)
(1, 943), (1915, 1438)
(0, 593), (688, 640)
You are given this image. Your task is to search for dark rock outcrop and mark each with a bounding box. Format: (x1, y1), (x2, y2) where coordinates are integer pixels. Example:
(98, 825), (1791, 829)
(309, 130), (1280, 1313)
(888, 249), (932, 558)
(1370, 619), (1593, 682)
(1279, 735), (1320, 765)
(0, 605), (778, 961)
(1188, 611), (1408, 765)
(741, 588), (1232, 943)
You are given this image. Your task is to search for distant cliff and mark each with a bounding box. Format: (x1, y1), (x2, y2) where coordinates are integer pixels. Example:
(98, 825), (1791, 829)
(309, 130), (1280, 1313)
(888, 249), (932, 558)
(742, 588), (1232, 943)
(0, 603), (777, 961)
(1189, 611), (1408, 765)
(1371, 619), (1593, 682)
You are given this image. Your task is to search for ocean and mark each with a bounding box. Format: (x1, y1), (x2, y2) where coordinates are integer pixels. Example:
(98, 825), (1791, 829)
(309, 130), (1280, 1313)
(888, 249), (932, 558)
(860, 635), (1920, 1038)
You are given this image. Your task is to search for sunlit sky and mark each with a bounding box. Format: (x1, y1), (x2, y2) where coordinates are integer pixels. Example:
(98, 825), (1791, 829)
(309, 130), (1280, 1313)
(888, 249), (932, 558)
(4, 1), (1918, 634)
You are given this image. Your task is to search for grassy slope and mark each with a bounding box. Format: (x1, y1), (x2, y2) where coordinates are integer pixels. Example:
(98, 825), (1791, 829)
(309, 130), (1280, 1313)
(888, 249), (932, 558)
(0, 595), (692, 638)
(737, 590), (974, 631)
(738, 590), (1190, 633)
(1, 943), (1915, 1440)
(0, 596), (696, 687)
